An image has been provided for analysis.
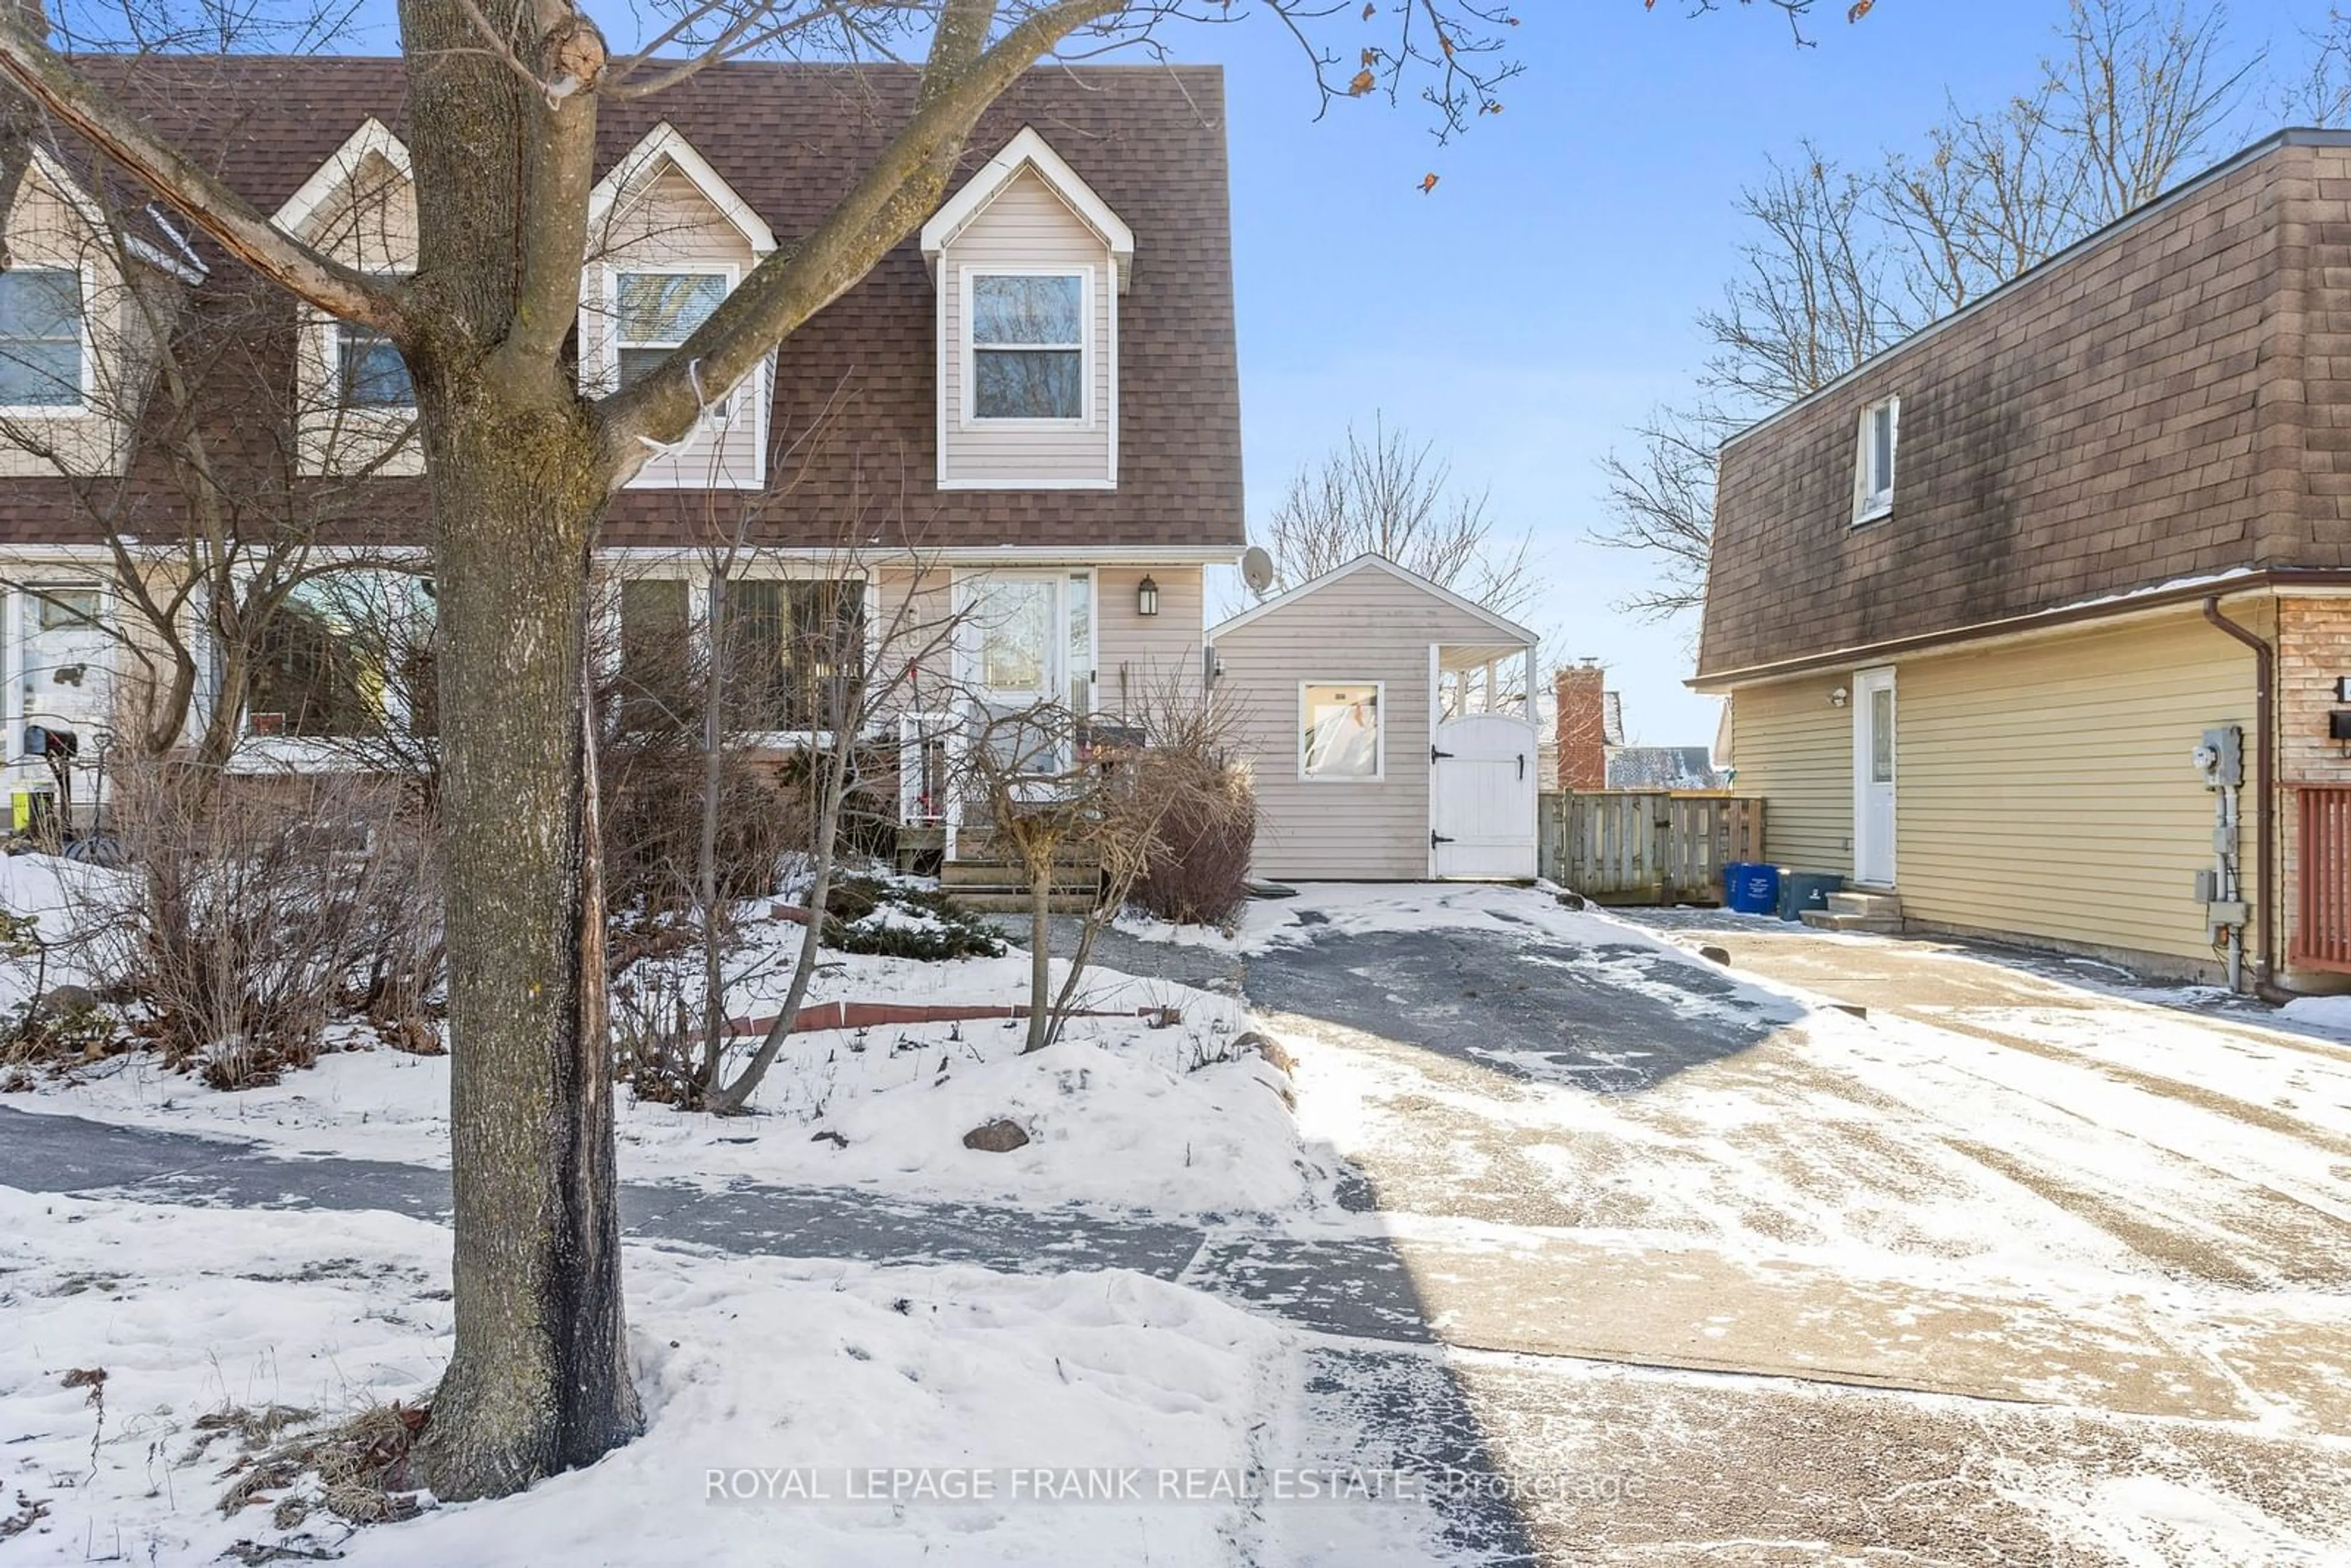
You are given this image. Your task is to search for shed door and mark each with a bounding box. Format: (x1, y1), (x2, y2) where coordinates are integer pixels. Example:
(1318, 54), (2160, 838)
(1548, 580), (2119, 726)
(1431, 713), (1537, 878)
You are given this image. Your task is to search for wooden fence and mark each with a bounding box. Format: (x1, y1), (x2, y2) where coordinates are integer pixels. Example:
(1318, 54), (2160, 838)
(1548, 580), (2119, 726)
(1538, 791), (1766, 906)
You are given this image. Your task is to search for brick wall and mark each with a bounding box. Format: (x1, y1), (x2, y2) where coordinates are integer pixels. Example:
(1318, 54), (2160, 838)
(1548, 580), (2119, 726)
(1702, 137), (2351, 680)
(1554, 664), (1608, 792)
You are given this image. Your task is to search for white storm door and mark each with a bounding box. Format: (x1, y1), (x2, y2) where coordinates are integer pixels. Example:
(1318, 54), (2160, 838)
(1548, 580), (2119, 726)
(16, 583), (113, 745)
(1852, 666), (1897, 887)
(961, 573), (1065, 777)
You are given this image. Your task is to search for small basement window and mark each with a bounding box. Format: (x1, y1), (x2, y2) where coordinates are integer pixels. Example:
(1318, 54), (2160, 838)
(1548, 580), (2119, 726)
(1853, 394), (1898, 523)
(1300, 682), (1382, 781)
(970, 272), (1084, 421)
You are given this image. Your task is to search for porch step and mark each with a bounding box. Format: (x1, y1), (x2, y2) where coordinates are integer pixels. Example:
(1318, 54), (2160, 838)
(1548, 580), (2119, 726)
(940, 859), (1101, 890)
(1802, 888), (1905, 934)
(1826, 889), (1904, 921)
(1800, 911), (1906, 934)
(940, 890), (1103, 915)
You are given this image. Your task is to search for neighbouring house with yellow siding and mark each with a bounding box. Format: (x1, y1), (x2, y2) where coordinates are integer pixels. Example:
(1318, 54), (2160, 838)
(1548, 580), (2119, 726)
(1696, 129), (2351, 992)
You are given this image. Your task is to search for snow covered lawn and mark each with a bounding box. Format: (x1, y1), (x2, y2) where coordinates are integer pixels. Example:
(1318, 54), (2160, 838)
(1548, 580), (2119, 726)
(0, 1188), (1308, 1566)
(4, 886), (1305, 1218)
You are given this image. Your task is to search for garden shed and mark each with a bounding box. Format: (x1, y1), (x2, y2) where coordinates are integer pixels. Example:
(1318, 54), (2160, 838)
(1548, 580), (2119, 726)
(1209, 555), (1541, 881)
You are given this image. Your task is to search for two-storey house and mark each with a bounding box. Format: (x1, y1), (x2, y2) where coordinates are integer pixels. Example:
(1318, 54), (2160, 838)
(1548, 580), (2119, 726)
(1698, 129), (2351, 991)
(0, 57), (1242, 856)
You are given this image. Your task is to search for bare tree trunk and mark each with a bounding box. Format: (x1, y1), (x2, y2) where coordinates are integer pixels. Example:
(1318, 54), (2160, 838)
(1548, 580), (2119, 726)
(411, 394), (641, 1498)
(1024, 853), (1053, 1052)
(696, 567), (726, 1088)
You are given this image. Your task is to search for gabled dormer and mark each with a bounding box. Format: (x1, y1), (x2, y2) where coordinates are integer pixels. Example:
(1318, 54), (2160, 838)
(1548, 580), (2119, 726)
(0, 144), (200, 479)
(583, 123), (776, 490)
(274, 118), (421, 476)
(921, 127), (1133, 492)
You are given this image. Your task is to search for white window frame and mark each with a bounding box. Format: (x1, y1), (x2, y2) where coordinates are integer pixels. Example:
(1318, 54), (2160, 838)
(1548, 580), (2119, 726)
(600, 262), (743, 421)
(1297, 679), (1387, 783)
(1853, 394), (1898, 525)
(960, 265), (1093, 429)
(326, 320), (415, 411)
(0, 262), (96, 419)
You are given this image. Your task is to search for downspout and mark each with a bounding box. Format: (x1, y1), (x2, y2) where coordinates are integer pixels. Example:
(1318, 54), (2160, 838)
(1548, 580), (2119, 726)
(2202, 596), (2287, 999)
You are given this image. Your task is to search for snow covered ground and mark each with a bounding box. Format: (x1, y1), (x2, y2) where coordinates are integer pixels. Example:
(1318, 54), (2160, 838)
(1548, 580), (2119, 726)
(10, 871), (2351, 1564)
(4, 879), (1303, 1217)
(0, 1188), (1398, 1567)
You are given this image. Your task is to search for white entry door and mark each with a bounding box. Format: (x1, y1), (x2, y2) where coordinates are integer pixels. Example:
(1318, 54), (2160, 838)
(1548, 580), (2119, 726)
(1852, 666), (1897, 887)
(1431, 713), (1538, 878)
(15, 584), (113, 741)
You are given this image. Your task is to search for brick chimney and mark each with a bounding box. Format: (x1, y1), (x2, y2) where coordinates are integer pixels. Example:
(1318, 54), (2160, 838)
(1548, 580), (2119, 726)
(1555, 662), (1608, 793)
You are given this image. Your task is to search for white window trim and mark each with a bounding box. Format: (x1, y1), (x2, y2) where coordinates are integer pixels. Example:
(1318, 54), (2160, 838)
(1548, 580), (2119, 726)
(1297, 678), (1387, 784)
(959, 264), (1095, 431)
(0, 261), (97, 420)
(597, 261), (744, 417)
(1853, 394), (1899, 525)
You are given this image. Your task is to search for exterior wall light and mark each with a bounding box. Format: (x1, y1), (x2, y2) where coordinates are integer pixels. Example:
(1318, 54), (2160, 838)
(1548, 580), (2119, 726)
(1137, 575), (1160, 617)
(1828, 685), (1850, 708)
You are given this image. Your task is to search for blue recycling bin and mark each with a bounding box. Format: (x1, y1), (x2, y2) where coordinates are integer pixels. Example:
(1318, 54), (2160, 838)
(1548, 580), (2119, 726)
(1726, 862), (1781, 916)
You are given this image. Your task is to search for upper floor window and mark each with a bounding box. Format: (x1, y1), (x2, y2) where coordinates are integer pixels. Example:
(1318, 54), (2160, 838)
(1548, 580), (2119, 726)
(970, 271), (1085, 422)
(336, 325), (414, 408)
(0, 268), (85, 411)
(1854, 395), (1898, 524)
(616, 271), (729, 411)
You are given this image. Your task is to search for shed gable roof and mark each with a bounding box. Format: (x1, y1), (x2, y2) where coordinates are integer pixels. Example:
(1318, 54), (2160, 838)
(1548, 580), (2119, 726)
(1212, 553), (1537, 645)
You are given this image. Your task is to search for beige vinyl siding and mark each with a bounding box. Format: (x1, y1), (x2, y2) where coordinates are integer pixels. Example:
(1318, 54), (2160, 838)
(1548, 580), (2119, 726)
(0, 165), (146, 480)
(1730, 676), (1853, 876)
(1215, 568), (1523, 882)
(1096, 567), (1202, 715)
(1894, 610), (2259, 967)
(587, 167), (767, 491)
(938, 168), (1114, 489)
(290, 148), (424, 477)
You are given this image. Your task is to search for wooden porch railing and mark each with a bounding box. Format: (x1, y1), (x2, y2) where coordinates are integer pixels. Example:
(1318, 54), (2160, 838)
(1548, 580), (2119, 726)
(2295, 786), (2351, 974)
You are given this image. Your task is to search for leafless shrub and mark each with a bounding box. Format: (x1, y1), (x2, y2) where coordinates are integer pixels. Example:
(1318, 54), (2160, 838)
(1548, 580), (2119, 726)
(963, 677), (1256, 1051)
(1129, 743), (1256, 930)
(84, 765), (442, 1088)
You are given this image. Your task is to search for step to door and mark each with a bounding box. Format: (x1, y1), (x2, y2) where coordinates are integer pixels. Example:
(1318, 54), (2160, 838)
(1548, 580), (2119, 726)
(1826, 889), (1904, 921)
(1800, 909), (1905, 934)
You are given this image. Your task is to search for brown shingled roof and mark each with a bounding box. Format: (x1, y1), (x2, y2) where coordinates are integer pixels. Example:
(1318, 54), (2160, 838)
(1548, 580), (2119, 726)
(7, 56), (1243, 554)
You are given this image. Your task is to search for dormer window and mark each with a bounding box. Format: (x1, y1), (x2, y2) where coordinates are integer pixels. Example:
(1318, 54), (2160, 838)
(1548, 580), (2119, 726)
(970, 271), (1086, 422)
(615, 271), (727, 395)
(1853, 394), (1898, 524)
(335, 324), (413, 408)
(0, 268), (86, 412)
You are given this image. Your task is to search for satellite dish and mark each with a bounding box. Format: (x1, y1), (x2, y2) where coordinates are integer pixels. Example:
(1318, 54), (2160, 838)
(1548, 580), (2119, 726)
(1240, 546), (1276, 595)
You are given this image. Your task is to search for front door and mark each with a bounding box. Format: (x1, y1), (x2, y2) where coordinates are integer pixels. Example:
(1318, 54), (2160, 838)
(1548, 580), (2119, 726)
(961, 573), (1068, 781)
(1852, 666), (1897, 887)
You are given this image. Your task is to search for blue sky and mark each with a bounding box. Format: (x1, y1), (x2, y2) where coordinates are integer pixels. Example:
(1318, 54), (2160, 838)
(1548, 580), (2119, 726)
(1183, 0), (2330, 744)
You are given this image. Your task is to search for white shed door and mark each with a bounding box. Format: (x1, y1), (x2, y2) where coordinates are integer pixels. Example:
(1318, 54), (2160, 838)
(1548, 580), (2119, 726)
(1431, 713), (1538, 878)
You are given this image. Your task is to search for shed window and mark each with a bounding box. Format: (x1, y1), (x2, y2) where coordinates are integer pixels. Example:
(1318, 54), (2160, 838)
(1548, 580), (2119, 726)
(970, 272), (1084, 421)
(1302, 683), (1382, 780)
(1853, 395), (1898, 523)
(0, 268), (84, 409)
